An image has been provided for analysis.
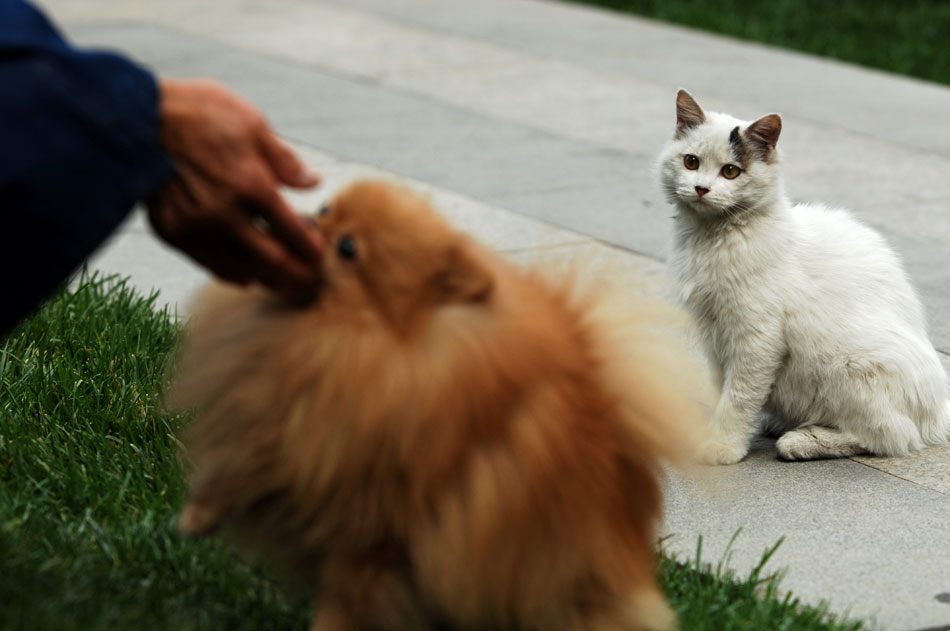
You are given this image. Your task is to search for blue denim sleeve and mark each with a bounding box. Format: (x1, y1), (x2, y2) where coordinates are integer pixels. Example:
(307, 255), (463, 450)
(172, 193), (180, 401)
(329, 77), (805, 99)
(0, 0), (175, 335)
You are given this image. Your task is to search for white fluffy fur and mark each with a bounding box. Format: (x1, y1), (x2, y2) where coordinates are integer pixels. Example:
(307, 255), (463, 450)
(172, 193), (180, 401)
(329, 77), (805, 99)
(658, 91), (950, 464)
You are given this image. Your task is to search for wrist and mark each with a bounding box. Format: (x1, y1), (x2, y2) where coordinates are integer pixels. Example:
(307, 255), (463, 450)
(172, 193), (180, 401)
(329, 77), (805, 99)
(158, 77), (207, 113)
(157, 78), (188, 152)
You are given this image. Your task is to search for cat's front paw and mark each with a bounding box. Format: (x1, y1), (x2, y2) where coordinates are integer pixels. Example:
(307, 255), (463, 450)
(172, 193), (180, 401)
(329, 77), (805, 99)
(699, 438), (749, 465)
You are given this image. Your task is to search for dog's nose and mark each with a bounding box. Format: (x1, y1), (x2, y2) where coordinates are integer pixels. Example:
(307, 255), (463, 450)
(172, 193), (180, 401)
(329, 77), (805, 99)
(695, 186), (710, 198)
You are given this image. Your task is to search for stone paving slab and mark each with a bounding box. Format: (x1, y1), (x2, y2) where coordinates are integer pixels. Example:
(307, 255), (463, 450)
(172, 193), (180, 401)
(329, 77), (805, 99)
(665, 439), (950, 631)
(854, 446), (950, 498)
(326, 0), (950, 156)
(59, 7), (950, 352)
(283, 146), (591, 254)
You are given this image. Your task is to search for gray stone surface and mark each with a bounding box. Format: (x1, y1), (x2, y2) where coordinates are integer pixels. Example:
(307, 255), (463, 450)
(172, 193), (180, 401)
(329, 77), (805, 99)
(60, 7), (950, 352)
(854, 446), (950, 497)
(326, 0), (950, 155)
(41, 0), (950, 628)
(665, 440), (950, 631)
(285, 147), (591, 254)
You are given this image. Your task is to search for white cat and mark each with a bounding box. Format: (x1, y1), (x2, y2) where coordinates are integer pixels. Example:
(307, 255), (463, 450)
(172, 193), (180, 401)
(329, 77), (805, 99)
(658, 89), (950, 465)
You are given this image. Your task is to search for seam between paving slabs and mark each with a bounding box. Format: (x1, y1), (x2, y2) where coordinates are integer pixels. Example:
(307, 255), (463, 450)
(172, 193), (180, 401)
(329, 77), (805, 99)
(848, 458), (950, 498)
(280, 134), (635, 250)
(84, 19), (642, 164)
(324, 0), (950, 161)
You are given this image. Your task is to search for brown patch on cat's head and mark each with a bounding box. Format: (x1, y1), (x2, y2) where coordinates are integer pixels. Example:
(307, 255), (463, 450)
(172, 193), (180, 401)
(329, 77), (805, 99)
(728, 126), (748, 168)
(311, 180), (493, 333)
(675, 89), (706, 138)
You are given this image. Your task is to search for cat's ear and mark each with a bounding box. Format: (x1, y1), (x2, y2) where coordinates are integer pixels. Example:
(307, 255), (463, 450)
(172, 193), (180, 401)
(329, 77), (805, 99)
(432, 241), (494, 304)
(743, 114), (782, 159)
(675, 90), (706, 138)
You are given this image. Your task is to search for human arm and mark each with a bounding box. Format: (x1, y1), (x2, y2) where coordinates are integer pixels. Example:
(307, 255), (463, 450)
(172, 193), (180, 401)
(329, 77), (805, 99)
(0, 0), (174, 334)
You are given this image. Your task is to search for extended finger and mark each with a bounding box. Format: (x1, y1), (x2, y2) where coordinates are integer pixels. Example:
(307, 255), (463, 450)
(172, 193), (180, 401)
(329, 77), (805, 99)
(258, 130), (320, 189)
(237, 164), (325, 265)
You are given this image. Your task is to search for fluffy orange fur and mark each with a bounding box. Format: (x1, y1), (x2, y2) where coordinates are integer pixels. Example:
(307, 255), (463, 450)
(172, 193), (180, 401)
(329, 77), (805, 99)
(170, 179), (711, 631)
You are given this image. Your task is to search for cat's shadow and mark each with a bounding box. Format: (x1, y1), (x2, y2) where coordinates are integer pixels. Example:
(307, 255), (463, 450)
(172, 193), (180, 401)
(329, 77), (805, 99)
(748, 435), (777, 454)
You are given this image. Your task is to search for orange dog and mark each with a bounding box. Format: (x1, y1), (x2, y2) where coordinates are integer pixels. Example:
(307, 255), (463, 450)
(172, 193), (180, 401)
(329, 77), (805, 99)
(170, 179), (710, 630)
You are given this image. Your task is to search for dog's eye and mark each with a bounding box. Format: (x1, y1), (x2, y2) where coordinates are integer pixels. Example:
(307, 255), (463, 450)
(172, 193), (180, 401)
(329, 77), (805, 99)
(318, 204), (330, 216)
(337, 235), (357, 261)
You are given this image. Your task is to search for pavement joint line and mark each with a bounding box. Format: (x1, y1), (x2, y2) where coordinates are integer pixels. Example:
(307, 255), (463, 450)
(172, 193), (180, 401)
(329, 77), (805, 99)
(277, 134), (622, 247)
(108, 4), (950, 169)
(313, 1), (585, 73)
(322, 0), (950, 160)
(906, 624), (950, 631)
(86, 18), (387, 92)
(849, 457), (950, 498)
(310, 4), (950, 162)
(587, 238), (660, 261)
(501, 235), (668, 263)
(487, 174), (640, 197)
(497, 239), (593, 254)
(100, 17), (646, 162)
(764, 110), (950, 162)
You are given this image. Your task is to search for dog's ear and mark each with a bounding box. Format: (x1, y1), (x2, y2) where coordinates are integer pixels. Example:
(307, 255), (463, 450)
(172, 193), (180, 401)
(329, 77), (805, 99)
(432, 242), (493, 304)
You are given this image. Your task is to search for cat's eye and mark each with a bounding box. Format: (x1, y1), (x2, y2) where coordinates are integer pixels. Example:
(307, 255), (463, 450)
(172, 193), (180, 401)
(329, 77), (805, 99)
(337, 235), (357, 261)
(720, 164), (741, 180)
(683, 154), (700, 170)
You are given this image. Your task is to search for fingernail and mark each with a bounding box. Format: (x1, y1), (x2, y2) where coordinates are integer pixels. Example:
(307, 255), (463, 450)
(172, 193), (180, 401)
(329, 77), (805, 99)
(299, 168), (321, 187)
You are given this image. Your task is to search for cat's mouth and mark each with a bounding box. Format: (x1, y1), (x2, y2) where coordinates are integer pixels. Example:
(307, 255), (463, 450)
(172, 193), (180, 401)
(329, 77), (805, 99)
(677, 188), (716, 212)
(688, 196), (716, 213)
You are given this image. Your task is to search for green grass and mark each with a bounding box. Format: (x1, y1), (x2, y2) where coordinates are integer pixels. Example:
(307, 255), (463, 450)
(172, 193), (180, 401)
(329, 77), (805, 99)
(0, 273), (309, 630)
(660, 534), (864, 631)
(0, 274), (864, 630)
(566, 0), (950, 86)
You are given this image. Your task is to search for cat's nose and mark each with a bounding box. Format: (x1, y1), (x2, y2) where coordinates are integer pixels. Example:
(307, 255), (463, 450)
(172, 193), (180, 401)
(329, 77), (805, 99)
(695, 186), (710, 197)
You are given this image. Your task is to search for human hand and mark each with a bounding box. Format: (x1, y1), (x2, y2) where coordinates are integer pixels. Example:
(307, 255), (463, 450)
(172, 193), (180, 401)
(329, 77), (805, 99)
(149, 78), (323, 299)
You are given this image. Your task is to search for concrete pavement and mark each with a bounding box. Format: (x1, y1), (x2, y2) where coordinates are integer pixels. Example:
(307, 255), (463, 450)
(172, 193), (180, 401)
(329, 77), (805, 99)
(44, 0), (950, 628)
